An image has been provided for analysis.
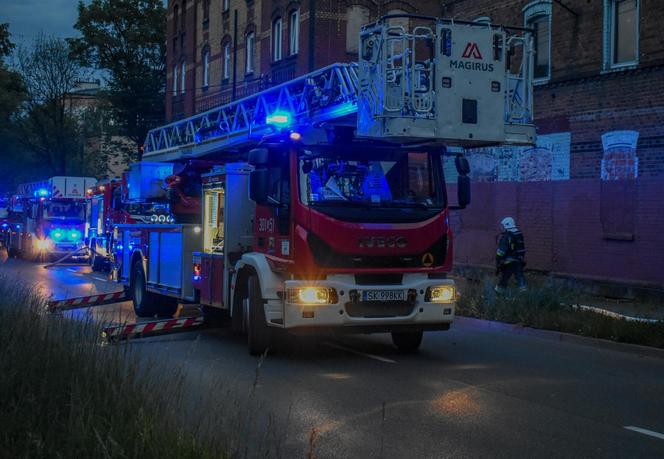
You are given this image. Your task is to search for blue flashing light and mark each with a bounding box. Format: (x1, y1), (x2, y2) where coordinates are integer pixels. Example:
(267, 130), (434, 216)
(1, 223), (8, 228)
(35, 188), (50, 198)
(16, 224), (21, 229)
(51, 229), (64, 241)
(266, 111), (292, 128)
(193, 275), (202, 282)
(116, 244), (124, 252)
(69, 230), (81, 240)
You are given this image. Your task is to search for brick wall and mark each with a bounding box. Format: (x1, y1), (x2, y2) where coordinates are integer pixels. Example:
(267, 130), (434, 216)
(452, 177), (664, 287)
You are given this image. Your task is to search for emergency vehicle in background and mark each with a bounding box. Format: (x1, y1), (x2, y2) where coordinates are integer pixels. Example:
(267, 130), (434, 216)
(5, 176), (97, 260)
(113, 15), (536, 353)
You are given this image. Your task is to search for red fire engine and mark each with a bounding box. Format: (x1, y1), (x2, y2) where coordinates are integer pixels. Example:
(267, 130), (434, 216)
(112, 15), (536, 353)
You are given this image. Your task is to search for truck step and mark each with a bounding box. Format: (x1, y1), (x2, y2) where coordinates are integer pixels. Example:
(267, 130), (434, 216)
(47, 290), (128, 313)
(102, 316), (206, 342)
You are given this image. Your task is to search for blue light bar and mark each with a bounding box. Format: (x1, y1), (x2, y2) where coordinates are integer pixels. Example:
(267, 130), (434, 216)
(35, 188), (50, 197)
(266, 111), (292, 128)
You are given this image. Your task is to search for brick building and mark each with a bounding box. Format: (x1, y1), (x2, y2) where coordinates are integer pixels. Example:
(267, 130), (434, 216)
(442, 0), (664, 287)
(165, 0), (443, 121)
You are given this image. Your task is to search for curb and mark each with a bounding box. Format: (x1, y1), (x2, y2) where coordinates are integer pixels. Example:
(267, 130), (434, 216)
(455, 316), (664, 360)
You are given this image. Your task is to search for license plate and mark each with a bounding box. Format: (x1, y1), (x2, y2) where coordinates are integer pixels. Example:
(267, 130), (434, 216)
(362, 290), (405, 302)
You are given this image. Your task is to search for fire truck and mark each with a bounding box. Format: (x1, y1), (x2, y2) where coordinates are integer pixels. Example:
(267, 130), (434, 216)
(113, 15), (535, 353)
(6, 176), (97, 260)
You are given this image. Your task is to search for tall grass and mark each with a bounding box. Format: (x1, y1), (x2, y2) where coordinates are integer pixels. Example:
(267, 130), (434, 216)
(0, 275), (227, 458)
(457, 276), (664, 348)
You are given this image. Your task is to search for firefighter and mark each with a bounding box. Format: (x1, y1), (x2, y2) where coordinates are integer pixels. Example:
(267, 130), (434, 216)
(495, 216), (526, 293)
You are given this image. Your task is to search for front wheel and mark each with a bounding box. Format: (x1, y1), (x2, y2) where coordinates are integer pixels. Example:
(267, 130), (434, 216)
(131, 259), (158, 317)
(246, 274), (271, 356)
(391, 330), (423, 352)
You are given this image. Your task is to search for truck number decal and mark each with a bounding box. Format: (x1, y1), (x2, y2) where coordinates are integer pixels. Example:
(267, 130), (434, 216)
(258, 217), (275, 233)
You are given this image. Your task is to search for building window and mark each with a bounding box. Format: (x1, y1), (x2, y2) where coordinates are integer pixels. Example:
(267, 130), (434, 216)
(173, 65), (178, 95)
(202, 49), (209, 88)
(203, 0), (209, 21)
(346, 5), (370, 53)
(174, 4), (180, 31)
(523, 1), (552, 82)
(223, 0), (229, 13)
(246, 32), (255, 74)
(289, 9), (299, 56)
(180, 61), (186, 94)
(604, 0), (639, 69)
(272, 17), (283, 62)
(223, 41), (231, 80)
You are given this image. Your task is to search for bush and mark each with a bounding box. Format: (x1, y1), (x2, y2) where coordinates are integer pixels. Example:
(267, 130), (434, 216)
(457, 277), (664, 349)
(0, 275), (226, 459)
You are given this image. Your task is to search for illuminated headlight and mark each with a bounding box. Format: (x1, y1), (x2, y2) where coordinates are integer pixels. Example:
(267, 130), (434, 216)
(36, 239), (53, 251)
(426, 285), (455, 303)
(150, 214), (158, 223)
(286, 287), (338, 305)
(69, 230), (81, 240)
(158, 215), (166, 223)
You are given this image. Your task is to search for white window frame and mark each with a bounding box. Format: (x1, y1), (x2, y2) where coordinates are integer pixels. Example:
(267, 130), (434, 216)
(173, 65), (178, 95)
(289, 9), (299, 56)
(180, 61), (186, 94)
(202, 49), (209, 88)
(246, 32), (255, 74)
(272, 17), (283, 62)
(523, 1), (552, 84)
(223, 0), (229, 13)
(603, 0), (639, 70)
(223, 42), (231, 80)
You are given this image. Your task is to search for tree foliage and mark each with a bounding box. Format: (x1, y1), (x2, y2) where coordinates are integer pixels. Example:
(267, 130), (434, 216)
(70, 0), (166, 160)
(14, 34), (96, 177)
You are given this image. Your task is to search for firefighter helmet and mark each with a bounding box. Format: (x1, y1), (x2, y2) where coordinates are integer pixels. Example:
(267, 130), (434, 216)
(500, 217), (516, 231)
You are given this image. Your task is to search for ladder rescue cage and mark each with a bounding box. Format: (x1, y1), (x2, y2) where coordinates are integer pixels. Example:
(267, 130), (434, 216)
(143, 15), (535, 161)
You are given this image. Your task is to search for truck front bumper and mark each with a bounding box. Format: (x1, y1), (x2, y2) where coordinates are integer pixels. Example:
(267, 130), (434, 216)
(270, 274), (455, 332)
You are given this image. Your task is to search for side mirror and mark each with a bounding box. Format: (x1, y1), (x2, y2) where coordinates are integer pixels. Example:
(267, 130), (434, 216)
(455, 156), (470, 175)
(301, 160), (313, 174)
(249, 169), (270, 204)
(457, 175), (471, 208)
(248, 148), (270, 167)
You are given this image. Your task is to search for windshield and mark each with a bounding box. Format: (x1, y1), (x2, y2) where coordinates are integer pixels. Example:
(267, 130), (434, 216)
(43, 201), (85, 221)
(299, 151), (444, 209)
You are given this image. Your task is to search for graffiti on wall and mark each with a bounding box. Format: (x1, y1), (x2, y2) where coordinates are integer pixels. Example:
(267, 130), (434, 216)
(601, 130), (639, 180)
(444, 132), (571, 182)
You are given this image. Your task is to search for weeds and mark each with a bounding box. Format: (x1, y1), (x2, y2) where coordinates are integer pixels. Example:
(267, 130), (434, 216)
(457, 276), (664, 348)
(0, 275), (226, 458)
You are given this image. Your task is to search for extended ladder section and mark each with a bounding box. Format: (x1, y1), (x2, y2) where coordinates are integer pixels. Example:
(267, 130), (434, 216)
(143, 15), (536, 161)
(143, 63), (359, 161)
(357, 15), (535, 145)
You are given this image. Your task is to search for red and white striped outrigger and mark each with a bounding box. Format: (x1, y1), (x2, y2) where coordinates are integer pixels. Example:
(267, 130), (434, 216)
(102, 316), (206, 342)
(47, 290), (128, 312)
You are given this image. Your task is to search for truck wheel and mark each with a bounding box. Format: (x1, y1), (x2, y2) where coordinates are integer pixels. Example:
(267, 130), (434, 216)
(246, 274), (271, 356)
(90, 244), (105, 272)
(391, 330), (423, 352)
(131, 259), (158, 317)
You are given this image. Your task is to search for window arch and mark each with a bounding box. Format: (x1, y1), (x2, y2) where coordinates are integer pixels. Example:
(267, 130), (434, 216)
(346, 5), (370, 53)
(272, 17), (283, 61)
(523, 1), (552, 81)
(221, 36), (232, 81)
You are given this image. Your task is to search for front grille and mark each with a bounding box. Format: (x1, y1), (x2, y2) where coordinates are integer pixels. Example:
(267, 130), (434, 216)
(308, 234), (447, 269)
(355, 274), (403, 285)
(345, 301), (414, 318)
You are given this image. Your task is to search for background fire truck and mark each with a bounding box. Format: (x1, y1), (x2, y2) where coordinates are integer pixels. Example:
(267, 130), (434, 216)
(5, 176), (97, 261)
(113, 15), (535, 353)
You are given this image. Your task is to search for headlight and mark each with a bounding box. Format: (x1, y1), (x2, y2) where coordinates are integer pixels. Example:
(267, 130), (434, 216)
(286, 287), (338, 305)
(150, 214), (159, 223)
(36, 239), (53, 251)
(426, 285), (455, 303)
(69, 230), (81, 240)
(158, 215), (166, 223)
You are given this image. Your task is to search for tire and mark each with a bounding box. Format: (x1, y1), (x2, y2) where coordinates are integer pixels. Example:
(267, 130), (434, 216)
(131, 259), (158, 317)
(391, 330), (423, 352)
(90, 243), (105, 272)
(246, 274), (271, 356)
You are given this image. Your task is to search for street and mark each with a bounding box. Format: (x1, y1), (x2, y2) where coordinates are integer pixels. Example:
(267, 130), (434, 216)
(1, 257), (663, 458)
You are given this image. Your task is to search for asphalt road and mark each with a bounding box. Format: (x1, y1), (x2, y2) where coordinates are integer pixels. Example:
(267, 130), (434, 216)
(1, 255), (663, 458)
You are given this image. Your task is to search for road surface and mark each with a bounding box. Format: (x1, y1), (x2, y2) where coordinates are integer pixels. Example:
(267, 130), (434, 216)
(1, 256), (663, 458)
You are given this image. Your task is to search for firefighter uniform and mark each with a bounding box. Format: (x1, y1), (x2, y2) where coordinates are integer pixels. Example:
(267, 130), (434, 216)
(495, 217), (526, 292)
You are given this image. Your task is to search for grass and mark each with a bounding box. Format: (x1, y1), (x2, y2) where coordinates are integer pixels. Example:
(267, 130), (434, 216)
(0, 274), (228, 459)
(456, 276), (664, 349)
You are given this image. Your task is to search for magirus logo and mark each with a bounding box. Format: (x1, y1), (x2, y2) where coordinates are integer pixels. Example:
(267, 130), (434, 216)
(461, 42), (483, 59)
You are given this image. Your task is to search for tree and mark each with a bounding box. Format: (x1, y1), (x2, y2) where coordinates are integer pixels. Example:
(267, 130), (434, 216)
(15, 34), (94, 176)
(70, 0), (166, 161)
